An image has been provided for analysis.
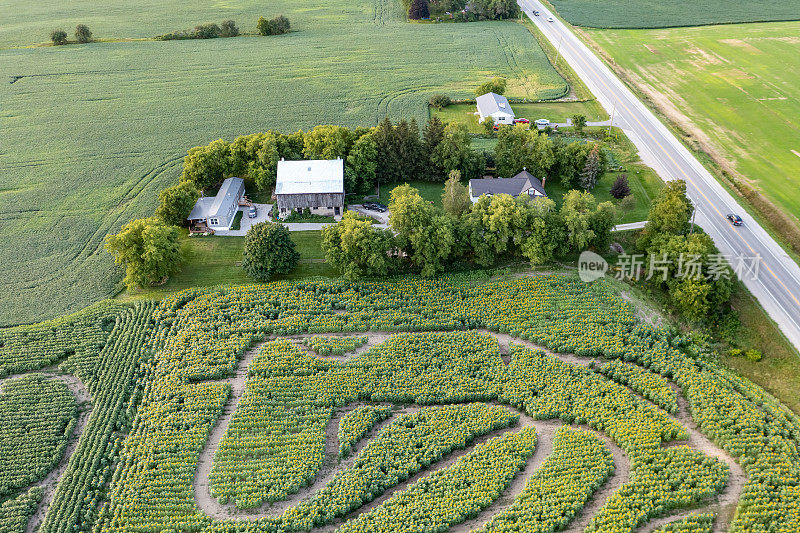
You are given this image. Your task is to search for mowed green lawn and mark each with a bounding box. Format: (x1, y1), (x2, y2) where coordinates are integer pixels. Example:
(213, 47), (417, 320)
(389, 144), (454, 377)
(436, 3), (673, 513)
(588, 22), (800, 220)
(549, 0), (800, 28)
(432, 101), (608, 133)
(119, 230), (335, 301)
(0, 0), (567, 326)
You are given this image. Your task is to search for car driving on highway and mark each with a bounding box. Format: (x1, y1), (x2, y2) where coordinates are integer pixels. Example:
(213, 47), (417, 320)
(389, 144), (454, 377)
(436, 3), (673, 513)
(547, 16), (554, 22)
(727, 214), (743, 226)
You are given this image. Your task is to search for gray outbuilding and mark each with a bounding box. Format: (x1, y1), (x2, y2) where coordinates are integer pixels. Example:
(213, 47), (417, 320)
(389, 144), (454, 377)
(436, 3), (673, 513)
(275, 159), (345, 219)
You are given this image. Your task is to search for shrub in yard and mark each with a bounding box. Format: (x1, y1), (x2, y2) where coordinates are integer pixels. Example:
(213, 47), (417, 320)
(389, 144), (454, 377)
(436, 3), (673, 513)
(482, 116), (496, 134)
(242, 222), (299, 280)
(408, 0), (430, 20)
(156, 182), (200, 226)
(745, 349), (762, 362)
(619, 194), (636, 212)
(610, 174), (631, 199)
(728, 348), (742, 357)
(428, 94), (451, 110)
(257, 15), (291, 36)
(50, 29), (68, 45)
(75, 24), (92, 43)
(220, 20), (239, 37)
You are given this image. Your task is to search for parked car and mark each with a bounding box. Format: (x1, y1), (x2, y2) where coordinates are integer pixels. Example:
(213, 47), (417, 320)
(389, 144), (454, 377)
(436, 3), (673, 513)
(248, 205), (258, 218)
(534, 118), (550, 129)
(514, 118), (530, 124)
(726, 214), (743, 226)
(363, 202), (388, 213)
(547, 16), (554, 22)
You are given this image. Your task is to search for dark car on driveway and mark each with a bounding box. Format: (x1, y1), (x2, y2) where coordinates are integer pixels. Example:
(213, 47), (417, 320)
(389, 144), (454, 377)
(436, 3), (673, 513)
(363, 202), (388, 213)
(727, 214), (743, 226)
(248, 205), (258, 218)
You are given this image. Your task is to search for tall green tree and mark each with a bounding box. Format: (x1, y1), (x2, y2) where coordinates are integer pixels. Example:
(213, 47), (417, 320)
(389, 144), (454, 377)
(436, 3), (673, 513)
(373, 117), (402, 190)
(441, 170), (471, 217)
(589, 201), (618, 251)
(104, 218), (181, 289)
(303, 125), (356, 160)
(321, 212), (396, 279)
(521, 198), (565, 265)
(345, 133), (378, 193)
(75, 24), (92, 43)
(155, 182), (200, 226)
(571, 114), (587, 134)
(389, 184), (454, 276)
(475, 77), (507, 96)
(241, 222), (299, 280)
(580, 144), (601, 191)
(638, 179), (693, 249)
(551, 140), (592, 189)
(430, 123), (482, 182)
(180, 139), (231, 192)
(560, 189), (596, 251)
(494, 126), (555, 179)
(423, 116), (446, 178)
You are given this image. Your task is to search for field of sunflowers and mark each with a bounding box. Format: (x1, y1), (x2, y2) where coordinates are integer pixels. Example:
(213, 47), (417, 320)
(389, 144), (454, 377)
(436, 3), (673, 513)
(0, 274), (798, 533)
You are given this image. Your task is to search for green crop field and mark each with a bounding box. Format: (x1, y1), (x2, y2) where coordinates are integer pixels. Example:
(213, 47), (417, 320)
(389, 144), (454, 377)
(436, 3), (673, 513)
(548, 0), (800, 28)
(586, 22), (800, 223)
(0, 0), (568, 327)
(1, 274), (799, 533)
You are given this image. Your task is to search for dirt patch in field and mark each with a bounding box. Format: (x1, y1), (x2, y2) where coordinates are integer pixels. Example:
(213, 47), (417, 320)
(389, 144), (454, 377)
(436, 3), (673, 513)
(719, 39), (762, 54)
(643, 44), (659, 54)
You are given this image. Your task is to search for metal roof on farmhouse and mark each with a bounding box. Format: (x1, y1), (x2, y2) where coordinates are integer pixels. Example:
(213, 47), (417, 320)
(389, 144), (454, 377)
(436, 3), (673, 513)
(469, 170), (546, 198)
(187, 177), (244, 220)
(476, 92), (515, 117)
(275, 159), (344, 195)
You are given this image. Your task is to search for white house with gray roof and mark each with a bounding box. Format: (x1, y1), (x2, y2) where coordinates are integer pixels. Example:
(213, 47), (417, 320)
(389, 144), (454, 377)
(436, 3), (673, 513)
(187, 177), (245, 230)
(468, 170), (547, 204)
(275, 159), (345, 219)
(475, 92), (515, 125)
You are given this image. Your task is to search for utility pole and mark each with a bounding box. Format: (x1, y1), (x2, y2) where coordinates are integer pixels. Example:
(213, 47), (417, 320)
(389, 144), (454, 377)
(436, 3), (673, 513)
(554, 34), (563, 69)
(608, 102), (616, 135)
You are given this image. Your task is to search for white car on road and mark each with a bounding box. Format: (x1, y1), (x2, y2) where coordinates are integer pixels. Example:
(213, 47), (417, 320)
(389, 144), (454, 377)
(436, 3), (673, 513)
(547, 16), (554, 22)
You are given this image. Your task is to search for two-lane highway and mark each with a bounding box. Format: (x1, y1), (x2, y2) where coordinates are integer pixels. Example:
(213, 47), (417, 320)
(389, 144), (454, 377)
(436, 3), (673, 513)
(520, 0), (800, 351)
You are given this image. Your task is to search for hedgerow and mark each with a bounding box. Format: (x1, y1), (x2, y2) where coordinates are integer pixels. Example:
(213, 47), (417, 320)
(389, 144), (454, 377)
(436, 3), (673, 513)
(0, 374), (77, 498)
(338, 406), (392, 457)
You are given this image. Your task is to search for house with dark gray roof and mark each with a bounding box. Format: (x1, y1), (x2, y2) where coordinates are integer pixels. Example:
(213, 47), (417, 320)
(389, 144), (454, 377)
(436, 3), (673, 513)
(187, 177), (245, 230)
(468, 169), (547, 204)
(475, 92), (515, 125)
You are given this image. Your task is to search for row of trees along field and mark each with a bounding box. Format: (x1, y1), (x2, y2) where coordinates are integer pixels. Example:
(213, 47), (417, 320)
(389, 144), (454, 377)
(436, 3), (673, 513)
(406, 0), (520, 21)
(178, 118), (606, 197)
(323, 180), (617, 277)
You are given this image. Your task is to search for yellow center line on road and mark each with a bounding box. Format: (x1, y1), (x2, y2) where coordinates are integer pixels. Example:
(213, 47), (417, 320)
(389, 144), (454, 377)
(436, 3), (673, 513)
(534, 10), (800, 306)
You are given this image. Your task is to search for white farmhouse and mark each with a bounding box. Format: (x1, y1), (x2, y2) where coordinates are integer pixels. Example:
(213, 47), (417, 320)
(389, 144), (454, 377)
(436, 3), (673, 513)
(275, 159), (345, 219)
(187, 177), (245, 231)
(475, 92), (515, 125)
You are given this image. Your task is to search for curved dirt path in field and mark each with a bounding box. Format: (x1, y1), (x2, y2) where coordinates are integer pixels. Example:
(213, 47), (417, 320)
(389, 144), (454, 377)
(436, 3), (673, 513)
(0, 370), (92, 533)
(480, 331), (746, 533)
(191, 329), (745, 532)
